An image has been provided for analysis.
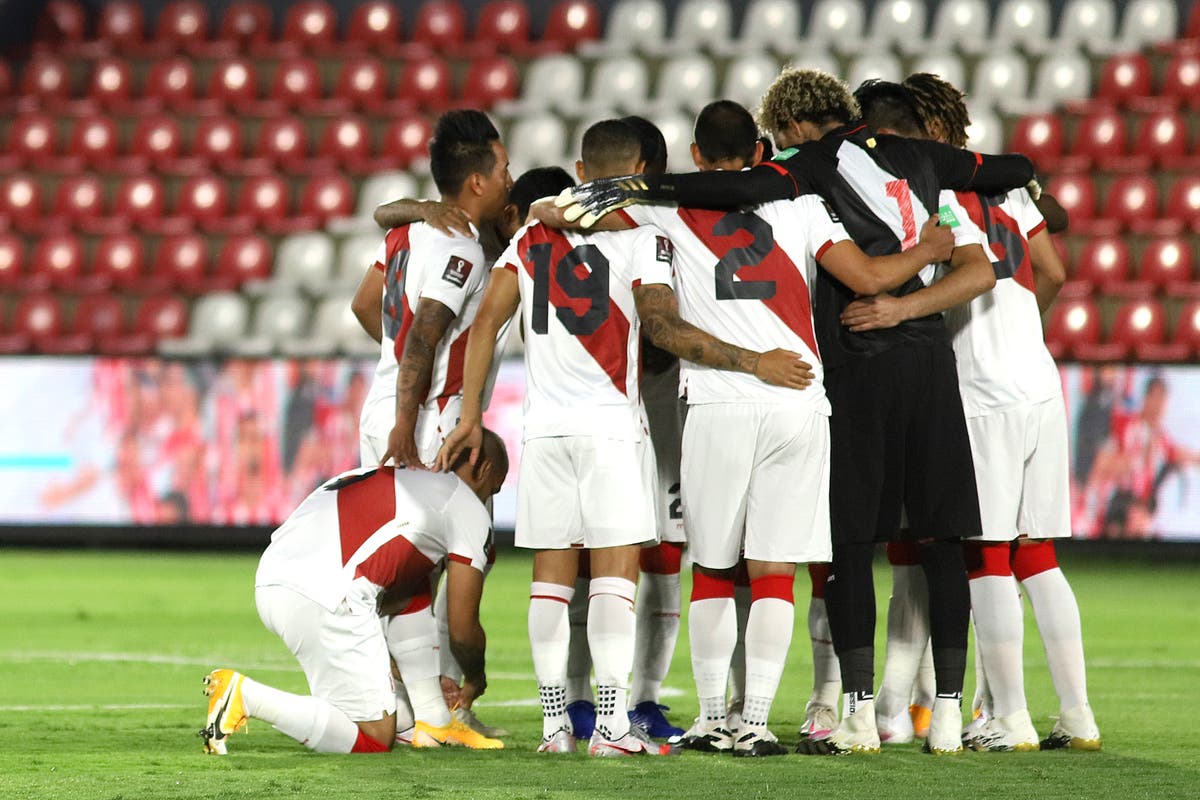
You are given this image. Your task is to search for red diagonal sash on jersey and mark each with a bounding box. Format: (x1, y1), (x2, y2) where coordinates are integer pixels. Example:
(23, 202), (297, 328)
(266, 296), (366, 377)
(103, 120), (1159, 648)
(677, 208), (821, 359)
(337, 469), (398, 565)
(519, 227), (632, 396)
(438, 328), (469, 411)
(957, 192), (1037, 295)
(382, 226), (417, 362)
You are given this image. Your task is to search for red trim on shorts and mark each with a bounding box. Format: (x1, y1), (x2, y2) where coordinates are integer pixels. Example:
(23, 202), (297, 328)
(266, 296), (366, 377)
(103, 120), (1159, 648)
(750, 573), (795, 604)
(807, 563), (829, 598)
(886, 540), (921, 566)
(351, 730), (390, 753)
(690, 569), (735, 601)
(640, 541), (683, 575)
(733, 559), (750, 588)
(1011, 540), (1058, 581)
(964, 540), (1012, 580)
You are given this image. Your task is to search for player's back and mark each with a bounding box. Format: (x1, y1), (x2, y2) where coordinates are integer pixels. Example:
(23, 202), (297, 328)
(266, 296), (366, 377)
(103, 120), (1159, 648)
(497, 221), (673, 442)
(945, 188), (1060, 416)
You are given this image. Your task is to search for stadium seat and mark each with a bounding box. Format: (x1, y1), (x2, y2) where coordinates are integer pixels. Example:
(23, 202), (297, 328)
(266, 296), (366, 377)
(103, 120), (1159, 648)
(1, 174), (43, 234)
(661, 0), (733, 55)
(653, 111), (695, 173)
(318, 116), (372, 171)
(114, 175), (186, 235)
(212, 234), (273, 289)
(1161, 51), (1200, 110)
(1057, 0), (1117, 53)
(0, 234), (23, 289)
(1138, 235), (1199, 296)
(354, 172), (420, 221)
(846, 54), (903, 89)
(459, 56), (521, 109)
(87, 58), (133, 110)
(210, 1), (272, 57)
(380, 115), (435, 171)
(152, 233), (209, 293)
(333, 58), (389, 112)
(280, 0), (338, 53)
(108, 294), (188, 354)
(806, 0), (867, 54)
(1090, 53), (1155, 110)
(412, 0), (468, 52)
(584, 58), (649, 114)
(18, 55), (71, 109)
(93, 233), (145, 291)
(260, 232), (336, 294)
(270, 58), (323, 111)
(54, 174), (113, 235)
(1063, 235), (1130, 296)
(1131, 110), (1198, 170)
(61, 294), (126, 354)
(129, 116), (193, 174)
(68, 116), (119, 170)
(300, 174), (354, 222)
(582, 0), (667, 54)
(156, 1), (209, 50)
(238, 175), (304, 234)
(1008, 113), (1063, 171)
(1028, 51), (1091, 110)
(8, 114), (62, 170)
(35, 1), (87, 53)
(1163, 175), (1200, 233)
(1171, 300), (1200, 357)
(1098, 175), (1159, 234)
(1047, 173), (1104, 234)
(194, 117), (246, 171)
(506, 113), (569, 176)
(396, 55), (452, 110)
(720, 54), (780, 112)
(909, 54), (967, 96)
(294, 292), (378, 356)
(473, 0), (531, 54)
(964, 105), (1003, 154)
(728, 0), (801, 57)
(541, 0), (602, 52)
(1120, 0), (1178, 50)
(336, 232), (385, 286)
(251, 116), (312, 173)
(970, 51), (1029, 107)
(1043, 296), (1101, 360)
(924, 0), (990, 54)
(864, 0), (928, 50)
(651, 55), (717, 114)
(1090, 298), (1174, 362)
(178, 175), (239, 233)
(346, 1), (404, 53)
(141, 58), (203, 114)
(161, 291), (248, 354)
(992, 0), (1052, 53)
(31, 233), (84, 291)
(237, 294), (312, 356)
(497, 54), (585, 115)
(10, 294), (64, 353)
(96, 1), (145, 53)
(207, 59), (260, 111)
(1065, 108), (1131, 171)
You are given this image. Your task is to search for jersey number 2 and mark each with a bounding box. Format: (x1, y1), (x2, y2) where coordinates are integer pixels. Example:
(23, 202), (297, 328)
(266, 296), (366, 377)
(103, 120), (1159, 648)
(528, 243), (610, 336)
(713, 212), (776, 300)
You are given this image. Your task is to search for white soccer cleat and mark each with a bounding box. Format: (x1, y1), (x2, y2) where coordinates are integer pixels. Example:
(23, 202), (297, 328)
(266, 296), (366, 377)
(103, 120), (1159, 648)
(922, 698), (964, 756)
(967, 710), (1040, 752)
(675, 719), (735, 753)
(537, 727), (577, 754)
(800, 703), (838, 742)
(961, 709), (990, 748)
(395, 725), (414, 747)
(876, 707), (915, 745)
(1040, 704), (1101, 751)
(733, 728), (788, 758)
(588, 724), (676, 757)
(798, 697), (880, 755)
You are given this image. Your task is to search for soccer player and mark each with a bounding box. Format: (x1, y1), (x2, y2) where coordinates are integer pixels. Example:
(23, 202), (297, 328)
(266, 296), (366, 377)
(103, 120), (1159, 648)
(435, 119), (812, 757)
(559, 70), (1028, 756)
(200, 432), (509, 755)
(353, 109), (512, 470)
(851, 71), (1101, 751)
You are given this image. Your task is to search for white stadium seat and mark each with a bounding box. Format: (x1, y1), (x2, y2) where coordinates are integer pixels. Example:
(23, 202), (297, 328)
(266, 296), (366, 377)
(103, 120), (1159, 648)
(964, 104), (1003, 154)
(159, 291), (249, 355)
(652, 55), (718, 114)
(720, 54), (781, 111)
(806, 0), (866, 54)
(992, 0), (1052, 53)
(235, 294), (311, 356)
(846, 53), (902, 90)
(355, 172), (419, 220)
(1029, 50), (1091, 107)
(507, 112), (570, 177)
(1118, 0), (1178, 50)
(335, 232), (383, 287)
(969, 50), (1030, 107)
(915, 0), (989, 54)
(258, 232), (335, 294)
(663, 0), (733, 54)
(908, 53), (966, 94)
(583, 57), (650, 114)
(865, 0), (928, 49)
(787, 49), (839, 79)
(580, 0), (667, 56)
(730, 0), (801, 56)
(286, 293), (376, 357)
(1057, 0), (1117, 53)
(652, 110), (696, 173)
(497, 54), (585, 117)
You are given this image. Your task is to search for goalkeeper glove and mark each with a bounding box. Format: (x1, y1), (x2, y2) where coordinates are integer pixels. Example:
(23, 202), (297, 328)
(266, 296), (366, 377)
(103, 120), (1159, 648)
(554, 175), (656, 228)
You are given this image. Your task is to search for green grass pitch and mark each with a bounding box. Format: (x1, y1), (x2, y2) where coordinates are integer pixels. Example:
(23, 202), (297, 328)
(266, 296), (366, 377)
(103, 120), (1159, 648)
(1, 548), (1197, 799)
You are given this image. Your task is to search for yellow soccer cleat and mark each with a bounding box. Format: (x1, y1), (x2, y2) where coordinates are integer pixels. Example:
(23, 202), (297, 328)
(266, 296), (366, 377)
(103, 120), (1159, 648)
(413, 718), (504, 749)
(909, 703), (932, 739)
(201, 669), (248, 755)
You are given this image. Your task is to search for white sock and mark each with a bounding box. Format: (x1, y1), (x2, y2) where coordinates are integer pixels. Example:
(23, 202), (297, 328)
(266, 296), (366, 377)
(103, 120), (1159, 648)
(530, 581), (574, 736)
(588, 576), (637, 740)
(690, 596), (737, 724)
(394, 683), (415, 735)
(728, 584), (751, 708)
(971, 630), (992, 719)
(876, 565), (929, 722)
(741, 597), (794, 730)
(969, 575), (1027, 719)
(807, 596), (841, 710)
(1022, 568), (1090, 712)
(914, 641), (935, 709)
(631, 570), (681, 705)
(384, 609), (450, 727)
(565, 578), (593, 705)
(433, 574), (464, 684)
(241, 677), (360, 753)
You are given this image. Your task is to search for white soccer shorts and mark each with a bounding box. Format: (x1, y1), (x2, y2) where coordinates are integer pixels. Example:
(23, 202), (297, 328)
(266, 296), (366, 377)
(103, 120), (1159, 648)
(359, 396), (463, 467)
(681, 403), (832, 569)
(515, 435), (658, 550)
(966, 397), (1072, 542)
(255, 585), (397, 722)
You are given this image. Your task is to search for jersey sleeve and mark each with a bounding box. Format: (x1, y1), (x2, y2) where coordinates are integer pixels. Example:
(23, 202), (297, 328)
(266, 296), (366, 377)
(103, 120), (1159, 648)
(937, 190), (986, 250)
(1010, 188), (1048, 239)
(796, 194), (851, 261)
(417, 234), (486, 316)
(443, 480), (491, 572)
(922, 140), (1034, 195)
(494, 234), (523, 275)
(630, 225), (675, 289)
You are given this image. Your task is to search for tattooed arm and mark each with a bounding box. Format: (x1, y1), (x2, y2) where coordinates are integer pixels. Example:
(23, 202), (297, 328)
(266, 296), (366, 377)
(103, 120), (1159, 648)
(632, 283), (814, 390)
(380, 298), (456, 469)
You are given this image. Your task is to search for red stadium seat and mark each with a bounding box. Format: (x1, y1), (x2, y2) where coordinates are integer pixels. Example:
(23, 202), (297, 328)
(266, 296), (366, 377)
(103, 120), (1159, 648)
(207, 59), (260, 111)
(0, 233), (25, 289)
(35, 1), (87, 52)
(8, 114), (63, 170)
(152, 233), (209, 293)
(1, 174), (43, 234)
(381, 115), (434, 170)
(1044, 296), (1101, 360)
(1063, 235), (1130, 297)
(141, 58), (204, 113)
(270, 58), (342, 114)
(1047, 173), (1106, 235)
(1138, 235), (1199, 296)
(1092, 53), (1155, 109)
(396, 55), (452, 110)
(156, 1), (210, 49)
(96, 2), (145, 52)
(218, 2), (273, 50)
(115, 175), (187, 235)
(193, 117), (246, 170)
(31, 233), (84, 291)
(281, 1), (338, 53)
(1163, 174), (1200, 233)
(346, 1), (404, 52)
(238, 174), (315, 233)
(0, 60), (10, 100)
(1172, 300), (1200, 357)
(459, 56), (520, 108)
(412, 1), (468, 52)
(1100, 175), (1160, 234)
(86, 57), (133, 112)
(93, 233), (145, 291)
(300, 173), (354, 222)
(58, 294), (126, 354)
(128, 115), (196, 174)
(68, 116), (119, 169)
(474, 0), (531, 54)
(109, 294), (189, 353)
(54, 174), (119, 235)
(1008, 113), (1063, 172)
(252, 117), (315, 172)
(1132, 109), (1198, 170)
(318, 116), (372, 170)
(212, 234), (273, 289)
(1094, 298), (1182, 362)
(1162, 51), (1200, 110)
(1065, 109), (1133, 172)
(334, 58), (389, 112)
(177, 175), (240, 232)
(18, 56), (71, 108)
(12, 294), (64, 352)
(542, 0), (602, 52)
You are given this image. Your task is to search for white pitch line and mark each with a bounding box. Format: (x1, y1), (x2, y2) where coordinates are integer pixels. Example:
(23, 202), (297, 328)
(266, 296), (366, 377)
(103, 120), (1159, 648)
(0, 703), (193, 712)
(0, 651), (297, 672)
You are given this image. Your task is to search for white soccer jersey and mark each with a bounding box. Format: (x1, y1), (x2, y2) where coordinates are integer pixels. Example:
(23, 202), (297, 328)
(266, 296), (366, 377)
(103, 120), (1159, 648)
(496, 221), (675, 441)
(362, 223), (488, 420)
(942, 188), (1060, 417)
(621, 195), (845, 412)
(255, 467), (491, 613)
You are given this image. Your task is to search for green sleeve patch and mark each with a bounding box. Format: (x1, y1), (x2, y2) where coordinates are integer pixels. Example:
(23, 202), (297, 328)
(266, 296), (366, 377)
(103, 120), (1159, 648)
(773, 147), (798, 161)
(938, 204), (961, 227)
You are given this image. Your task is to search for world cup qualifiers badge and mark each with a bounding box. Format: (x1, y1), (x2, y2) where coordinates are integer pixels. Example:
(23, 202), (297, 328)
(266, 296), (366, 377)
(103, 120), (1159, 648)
(442, 255), (474, 288)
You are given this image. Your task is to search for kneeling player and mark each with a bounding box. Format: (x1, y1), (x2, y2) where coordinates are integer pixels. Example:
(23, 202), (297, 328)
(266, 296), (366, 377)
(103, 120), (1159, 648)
(200, 432), (508, 755)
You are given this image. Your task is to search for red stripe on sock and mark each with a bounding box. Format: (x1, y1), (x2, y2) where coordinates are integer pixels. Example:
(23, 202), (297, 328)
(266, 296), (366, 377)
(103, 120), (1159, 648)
(886, 540), (921, 566)
(965, 540), (1013, 580)
(807, 563), (829, 598)
(750, 573), (795, 604)
(640, 541), (683, 575)
(691, 569), (735, 601)
(530, 595), (571, 604)
(351, 730), (390, 753)
(1011, 540), (1059, 581)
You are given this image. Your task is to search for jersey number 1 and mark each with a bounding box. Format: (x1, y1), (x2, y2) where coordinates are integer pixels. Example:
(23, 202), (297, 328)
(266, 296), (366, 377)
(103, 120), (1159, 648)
(528, 242), (610, 336)
(884, 179), (919, 249)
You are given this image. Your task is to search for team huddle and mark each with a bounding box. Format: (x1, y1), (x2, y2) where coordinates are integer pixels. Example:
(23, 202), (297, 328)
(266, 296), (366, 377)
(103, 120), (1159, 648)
(200, 66), (1101, 759)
